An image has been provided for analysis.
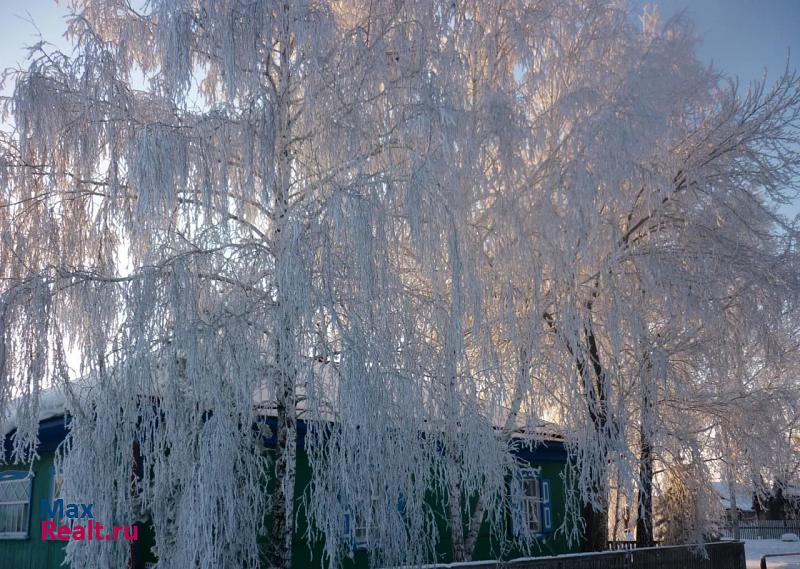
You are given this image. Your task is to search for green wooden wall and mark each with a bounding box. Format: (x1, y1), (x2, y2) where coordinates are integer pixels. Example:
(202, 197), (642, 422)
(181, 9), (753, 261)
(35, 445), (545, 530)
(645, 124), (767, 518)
(261, 449), (578, 569)
(0, 455), (66, 569)
(1, 448), (577, 568)
(468, 460), (576, 561)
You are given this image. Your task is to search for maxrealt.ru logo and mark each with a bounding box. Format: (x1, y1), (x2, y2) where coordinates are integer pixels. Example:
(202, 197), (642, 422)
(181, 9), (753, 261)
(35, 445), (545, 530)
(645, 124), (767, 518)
(40, 499), (138, 541)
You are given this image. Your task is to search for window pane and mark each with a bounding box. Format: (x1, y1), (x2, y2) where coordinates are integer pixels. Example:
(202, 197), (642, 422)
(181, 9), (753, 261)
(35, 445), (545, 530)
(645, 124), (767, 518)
(0, 480), (28, 502)
(0, 476), (32, 537)
(0, 503), (27, 534)
(520, 475), (541, 534)
(354, 512), (367, 540)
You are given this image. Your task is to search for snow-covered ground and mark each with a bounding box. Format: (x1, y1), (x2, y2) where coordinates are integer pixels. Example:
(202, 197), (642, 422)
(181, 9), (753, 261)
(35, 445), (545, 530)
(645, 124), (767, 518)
(746, 540), (800, 569)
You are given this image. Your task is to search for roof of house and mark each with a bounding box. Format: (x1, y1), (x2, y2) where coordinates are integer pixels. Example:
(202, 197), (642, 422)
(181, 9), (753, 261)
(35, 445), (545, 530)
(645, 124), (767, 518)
(1, 385), (72, 437)
(712, 481), (755, 511)
(4, 365), (565, 445)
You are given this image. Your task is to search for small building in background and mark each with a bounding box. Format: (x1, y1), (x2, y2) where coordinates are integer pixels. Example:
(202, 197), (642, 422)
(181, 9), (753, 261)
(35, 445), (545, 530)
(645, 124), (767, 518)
(712, 481), (758, 523)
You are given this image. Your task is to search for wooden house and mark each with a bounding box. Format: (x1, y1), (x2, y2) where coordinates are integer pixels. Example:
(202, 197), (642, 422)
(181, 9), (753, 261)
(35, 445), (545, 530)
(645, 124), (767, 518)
(0, 389), (579, 568)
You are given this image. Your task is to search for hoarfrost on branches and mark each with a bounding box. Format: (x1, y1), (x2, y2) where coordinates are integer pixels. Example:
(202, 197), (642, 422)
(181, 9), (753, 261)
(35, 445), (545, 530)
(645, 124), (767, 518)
(0, 1), (799, 567)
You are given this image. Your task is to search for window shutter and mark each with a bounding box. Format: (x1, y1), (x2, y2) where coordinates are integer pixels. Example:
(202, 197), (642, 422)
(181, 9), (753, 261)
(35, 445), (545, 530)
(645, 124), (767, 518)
(339, 492), (352, 543)
(510, 475), (524, 537)
(542, 479), (552, 531)
(343, 511), (351, 535)
(49, 466), (55, 501)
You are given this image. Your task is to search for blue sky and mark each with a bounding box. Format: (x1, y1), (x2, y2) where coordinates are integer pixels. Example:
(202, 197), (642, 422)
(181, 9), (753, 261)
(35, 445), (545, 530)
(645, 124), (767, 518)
(1, 1), (798, 87)
(0, 1), (71, 71)
(644, 0), (800, 87)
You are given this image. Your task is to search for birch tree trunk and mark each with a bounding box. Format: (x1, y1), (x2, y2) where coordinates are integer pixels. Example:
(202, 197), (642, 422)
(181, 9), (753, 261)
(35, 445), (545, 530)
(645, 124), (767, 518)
(269, 9), (298, 566)
(723, 430), (741, 541)
(270, 318), (297, 569)
(463, 499), (488, 558)
(545, 309), (611, 551)
(444, 221), (468, 563)
(636, 360), (655, 547)
(447, 474), (467, 562)
(581, 319), (610, 552)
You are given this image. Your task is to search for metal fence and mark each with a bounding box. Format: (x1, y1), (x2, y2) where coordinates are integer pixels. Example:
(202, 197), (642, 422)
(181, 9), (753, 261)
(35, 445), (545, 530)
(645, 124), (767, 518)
(608, 540), (659, 551)
(432, 542), (745, 569)
(720, 520), (800, 540)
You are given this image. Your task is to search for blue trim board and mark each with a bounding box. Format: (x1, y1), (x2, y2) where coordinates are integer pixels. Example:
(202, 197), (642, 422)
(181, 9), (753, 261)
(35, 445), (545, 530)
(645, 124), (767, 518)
(0, 470), (32, 481)
(3, 415), (69, 461)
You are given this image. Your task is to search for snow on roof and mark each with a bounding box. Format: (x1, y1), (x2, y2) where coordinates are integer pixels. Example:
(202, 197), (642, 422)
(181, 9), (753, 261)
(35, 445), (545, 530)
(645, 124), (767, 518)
(783, 485), (800, 499)
(253, 398), (564, 442)
(512, 423), (564, 443)
(501, 409), (565, 442)
(2, 385), (69, 437)
(4, 362), (564, 445)
(712, 481), (755, 511)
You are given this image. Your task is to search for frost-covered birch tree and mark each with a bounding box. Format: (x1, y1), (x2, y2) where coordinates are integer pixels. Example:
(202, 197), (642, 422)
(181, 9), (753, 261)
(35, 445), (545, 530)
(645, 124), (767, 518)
(1, 1), (800, 568)
(0, 0), (434, 567)
(506, 6), (800, 550)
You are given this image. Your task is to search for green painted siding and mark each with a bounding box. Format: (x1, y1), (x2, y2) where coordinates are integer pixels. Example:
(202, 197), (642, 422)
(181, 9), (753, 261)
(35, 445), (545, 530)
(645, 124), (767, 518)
(420, 460), (575, 565)
(260, 450), (578, 568)
(0, 455), (66, 569)
(2, 448), (577, 568)
(0, 455), (154, 569)
(470, 460), (576, 560)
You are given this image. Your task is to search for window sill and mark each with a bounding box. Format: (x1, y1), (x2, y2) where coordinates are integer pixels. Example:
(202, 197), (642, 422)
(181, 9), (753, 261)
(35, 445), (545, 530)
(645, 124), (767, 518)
(0, 533), (29, 540)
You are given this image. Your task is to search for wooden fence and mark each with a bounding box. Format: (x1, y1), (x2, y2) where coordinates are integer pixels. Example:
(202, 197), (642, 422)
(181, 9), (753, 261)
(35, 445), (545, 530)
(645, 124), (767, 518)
(720, 520), (800, 540)
(416, 541), (744, 569)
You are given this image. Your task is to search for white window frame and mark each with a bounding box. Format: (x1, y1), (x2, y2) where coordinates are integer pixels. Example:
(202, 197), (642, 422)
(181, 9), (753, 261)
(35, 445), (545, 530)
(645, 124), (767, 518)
(521, 475), (542, 534)
(0, 471), (34, 539)
(343, 493), (407, 550)
(352, 496), (379, 549)
(513, 468), (544, 538)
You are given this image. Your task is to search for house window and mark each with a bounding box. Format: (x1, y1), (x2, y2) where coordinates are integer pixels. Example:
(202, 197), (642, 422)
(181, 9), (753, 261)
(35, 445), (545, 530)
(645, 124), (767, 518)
(49, 467), (66, 524)
(542, 479), (552, 531)
(353, 510), (369, 545)
(513, 469), (553, 537)
(353, 497), (379, 549)
(521, 477), (542, 533)
(0, 471), (33, 539)
(343, 496), (384, 550)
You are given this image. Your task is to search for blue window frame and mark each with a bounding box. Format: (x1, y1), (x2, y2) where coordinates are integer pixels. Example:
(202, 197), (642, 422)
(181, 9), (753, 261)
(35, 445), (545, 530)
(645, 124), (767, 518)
(353, 498), (376, 549)
(541, 478), (552, 531)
